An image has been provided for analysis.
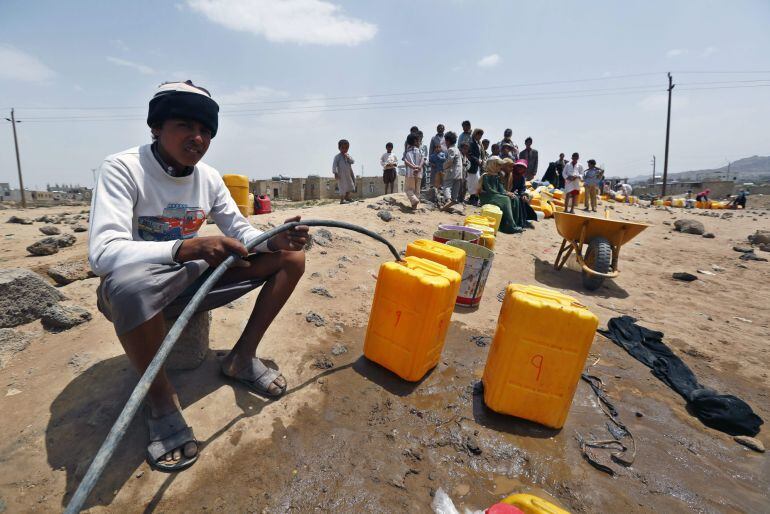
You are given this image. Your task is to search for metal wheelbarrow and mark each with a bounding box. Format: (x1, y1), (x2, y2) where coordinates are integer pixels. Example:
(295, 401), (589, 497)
(553, 212), (651, 290)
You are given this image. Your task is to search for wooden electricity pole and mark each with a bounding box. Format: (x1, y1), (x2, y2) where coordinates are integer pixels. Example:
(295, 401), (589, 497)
(5, 109), (26, 208)
(661, 73), (674, 197)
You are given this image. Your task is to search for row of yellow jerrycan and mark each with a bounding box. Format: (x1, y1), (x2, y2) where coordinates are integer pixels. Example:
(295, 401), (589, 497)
(363, 239), (598, 429)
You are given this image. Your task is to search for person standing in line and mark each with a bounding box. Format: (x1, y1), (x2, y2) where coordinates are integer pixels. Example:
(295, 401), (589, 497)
(404, 125), (419, 154)
(417, 131), (430, 189)
(490, 143), (500, 158)
(467, 128), (485, 206)
(332, 139), (356, 204)
(482, 138), (490, 155)
(498, 128), (518, 159)
(458, 120), (473, 149)
(403, 133), (424, 209)
(583, 159), (603, 212)
(562, 152), (584, 214)
(380, 142), (398, 195)
(430, 124), (446, 154)
(440, 131), (463, 211)
(555, 152), (567, 189)
(518, 137), (539, 180)
(459, 141), (472, 203)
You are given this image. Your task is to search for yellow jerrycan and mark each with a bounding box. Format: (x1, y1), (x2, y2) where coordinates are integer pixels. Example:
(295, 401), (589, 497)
(405, 239), (467, 277)
(482, 284), (598, 428)
(480, 204), (503, 233)
(222, 174), (250, 217)
(364, 257), (461, 382)
(466, 223), (495, 250)
(500, 493), (570, 514)
(465, 214), (497, 234)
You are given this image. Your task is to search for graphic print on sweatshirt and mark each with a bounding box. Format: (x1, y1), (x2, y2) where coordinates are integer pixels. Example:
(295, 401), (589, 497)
(137, 203), (206, 241)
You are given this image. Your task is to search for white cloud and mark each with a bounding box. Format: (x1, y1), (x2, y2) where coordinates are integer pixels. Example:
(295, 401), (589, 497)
(187, 0), (377, 46)
(666, 48), (688, 58)
(701, 46), (717, 58)
(0, 45), (55, 82)
(477, 54), (500, 68)
(106, 56), (156, 75)
(110, 39), (130, 52)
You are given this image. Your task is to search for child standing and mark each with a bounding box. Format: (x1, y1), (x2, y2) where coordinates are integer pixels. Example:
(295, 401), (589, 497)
(583, 159), (603, 212)
(403, 133), (424, 209)
(441, 131), (464, 211)
(333, 139), (356, 204)
(380, 142), (398, 195)
(429, 142), (447, 203)
(562, 152), (584, 214)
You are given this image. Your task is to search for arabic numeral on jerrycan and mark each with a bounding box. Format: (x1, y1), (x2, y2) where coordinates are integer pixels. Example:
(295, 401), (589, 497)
(364, 256), (461, 382)
(482, 284), (598, 429)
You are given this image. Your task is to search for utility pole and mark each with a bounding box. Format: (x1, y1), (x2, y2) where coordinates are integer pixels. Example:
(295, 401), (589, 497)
(661, 73), (675, 197)
(651, 155), (656, 191)
(5, 109), (26, 208)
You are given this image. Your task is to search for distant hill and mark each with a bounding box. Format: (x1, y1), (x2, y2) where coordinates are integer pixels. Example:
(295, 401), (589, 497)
(630, 155), (770, 184)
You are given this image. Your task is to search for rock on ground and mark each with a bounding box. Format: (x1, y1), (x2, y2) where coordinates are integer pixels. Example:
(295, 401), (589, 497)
(72, 224), (88, 233)
(0, 328), (30, 367)
(674, 219), (705, 235)
(0, 268), (65, 328)
(47, 260), (95, 286)
(40, 304), (92, 332)
(748, 230), (770, 245)
(48, 234), (76, 248)
(306, 312), (326, 326)
(39, 225), (61, 235)
(6, 216), (32, 225)
(702, 232), (715, 239)
(672, 272), (698, 282)
(734, 435), (765, 453)
(27, 239), (59, 256)
(165, 311), (211, 371)
(377, 210), (393, 222)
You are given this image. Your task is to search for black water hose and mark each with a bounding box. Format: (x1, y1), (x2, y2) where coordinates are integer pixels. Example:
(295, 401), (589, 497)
(64, 220), (400, 513)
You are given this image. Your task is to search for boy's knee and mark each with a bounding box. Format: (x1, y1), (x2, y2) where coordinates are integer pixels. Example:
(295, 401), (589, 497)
(281, 250), (306, 276)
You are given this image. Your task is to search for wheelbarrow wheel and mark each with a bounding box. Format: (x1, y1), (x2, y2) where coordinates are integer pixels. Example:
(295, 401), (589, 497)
(582, 236), (612, 290)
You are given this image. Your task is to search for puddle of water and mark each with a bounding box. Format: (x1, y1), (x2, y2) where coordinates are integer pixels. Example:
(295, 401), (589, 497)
(147, 325), (769, 513)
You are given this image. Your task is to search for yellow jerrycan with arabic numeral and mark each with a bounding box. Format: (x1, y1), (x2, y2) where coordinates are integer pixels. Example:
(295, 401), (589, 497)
(482, 284), (598, 428)
(364, 256), (461, 381)
(405, 239), (466, 277)
(222, 174), (250, 217)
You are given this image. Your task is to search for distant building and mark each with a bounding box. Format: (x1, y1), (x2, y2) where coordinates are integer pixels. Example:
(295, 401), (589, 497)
(249, 174), (404, 202)
(0, 183), (11, 202)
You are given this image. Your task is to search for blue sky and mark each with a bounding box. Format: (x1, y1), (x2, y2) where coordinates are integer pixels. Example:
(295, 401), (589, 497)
(1, 0), (770, 189)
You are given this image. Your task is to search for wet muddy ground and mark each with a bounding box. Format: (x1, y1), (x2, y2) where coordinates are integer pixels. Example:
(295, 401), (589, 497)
(137, 324), (768, 513)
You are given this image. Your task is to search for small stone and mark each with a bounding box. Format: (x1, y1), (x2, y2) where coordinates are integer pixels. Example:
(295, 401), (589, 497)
(748, 230), (770, 245)
(135, 470), (145, 478)
(470, 335), (491, 347)
(27, 240), (59, 256)
(40, 304), (92, 332)
(310, 286), (334, 298)
(711, 265), (725, 272)
(47, 260), (95, 286)
(306, 312), (326, 326)
(312, 353), (333, 370)
(377, 210), (393, 222)
(733, 245), (754, 253)
(702, 232), (715, 239)
(465, 436), (482, 455)
(672, 272), (697, 282)
(674, 219), (705, 235)
(635, 412), (644, 418)
(331, 343), (348, 356)
(739, 252), (767, 262)
(39, 225), (61, 235)
(6, 216), (32, 225)
(734, 436), (765, 453)
(72, 224), (88, 233)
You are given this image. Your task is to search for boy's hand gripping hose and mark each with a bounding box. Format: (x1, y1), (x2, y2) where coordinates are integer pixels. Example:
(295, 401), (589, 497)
(64, 220), (400, 513)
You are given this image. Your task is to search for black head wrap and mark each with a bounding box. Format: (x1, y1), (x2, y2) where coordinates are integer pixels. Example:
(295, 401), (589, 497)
(147, 81), (219, 137)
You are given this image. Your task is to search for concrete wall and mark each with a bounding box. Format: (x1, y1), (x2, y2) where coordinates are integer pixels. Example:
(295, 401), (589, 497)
(250, 174), (405, 202)
(633, 180), (735, 199)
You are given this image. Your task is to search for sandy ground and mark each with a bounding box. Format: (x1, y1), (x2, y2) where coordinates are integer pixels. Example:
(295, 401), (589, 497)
(0, 196), (768, 513)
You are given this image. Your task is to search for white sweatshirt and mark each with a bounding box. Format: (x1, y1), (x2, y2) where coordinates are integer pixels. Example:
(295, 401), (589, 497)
(88, 144), (263, 276)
